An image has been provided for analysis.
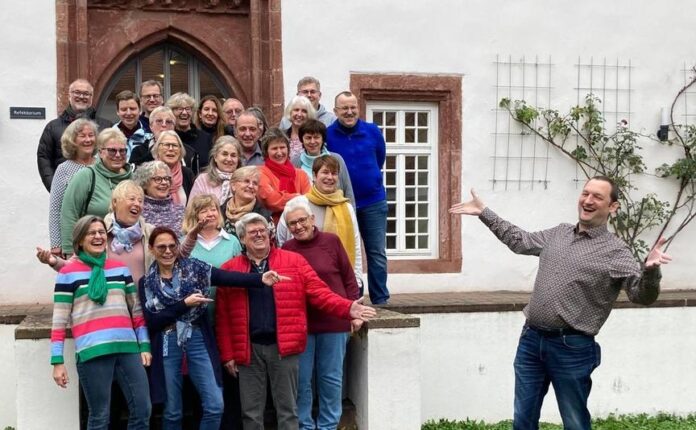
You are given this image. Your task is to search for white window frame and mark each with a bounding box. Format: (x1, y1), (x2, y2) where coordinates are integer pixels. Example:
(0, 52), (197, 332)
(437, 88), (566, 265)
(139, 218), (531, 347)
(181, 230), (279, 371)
(367, 101), (439, 259)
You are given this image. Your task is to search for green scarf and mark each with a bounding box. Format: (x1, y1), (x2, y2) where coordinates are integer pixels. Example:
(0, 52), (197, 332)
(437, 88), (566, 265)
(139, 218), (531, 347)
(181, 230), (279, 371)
(78, 250), (108, 305)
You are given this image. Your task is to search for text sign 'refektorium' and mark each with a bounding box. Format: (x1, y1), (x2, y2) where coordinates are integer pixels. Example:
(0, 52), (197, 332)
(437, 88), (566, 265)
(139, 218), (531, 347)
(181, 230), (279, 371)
(10, 107), (46, 120)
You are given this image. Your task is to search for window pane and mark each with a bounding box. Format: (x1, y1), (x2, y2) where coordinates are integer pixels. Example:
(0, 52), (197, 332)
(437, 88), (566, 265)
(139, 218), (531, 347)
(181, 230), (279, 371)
(387, 187), (396, 201)
(142, 49), (164, 86)
(386, 111), (396, 126)
(405, 112), (415, 126)
(405, 220), (415, 233)
(405, 188), (415, 200)
(405, 128), (415, 143)
(373, 111), (384, 126)
(405, 156), (415, 169)
(386, 171), (396, 186)
(388, 203), (396, 218)
(387, 220), (396, 234)
(417, 112), (428, 126)
(418, 156), (428, 169)
(405, 204), (415, 217)
(199, 64), (226, 99)
(418, 129), (428, 143)
(101, 62), (136, 122)
(417, 172), (428, 186)
(169, 49), (189, 95)
(418, 203), (428, 217)
(387, 236), (396, 250)
(418, 220), (429, 233)
(385, 128), (396, 143)
(405, 172), (415, 186)
(386, 155), (397, 169)
(417, 187), (428, 201)
(405, 236), (416, 249)
(418, 235), (428, 249)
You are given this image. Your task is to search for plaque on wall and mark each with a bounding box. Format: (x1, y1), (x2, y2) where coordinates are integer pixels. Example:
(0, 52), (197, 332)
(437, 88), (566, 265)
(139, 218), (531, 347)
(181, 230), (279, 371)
(10, 107), (46, 120)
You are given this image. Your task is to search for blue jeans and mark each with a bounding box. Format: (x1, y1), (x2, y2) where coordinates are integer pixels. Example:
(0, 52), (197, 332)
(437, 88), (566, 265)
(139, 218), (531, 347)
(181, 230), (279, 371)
(297, 332), (350, 430)
(356, 200), (390, 304)
(76, 353), (151, 430)
(162, 328), (223, 430)
(513, 325), (601, 430)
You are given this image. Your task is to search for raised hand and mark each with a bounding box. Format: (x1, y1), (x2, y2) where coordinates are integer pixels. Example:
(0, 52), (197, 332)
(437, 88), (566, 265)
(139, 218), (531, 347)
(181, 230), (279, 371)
(262, 271), (292, 287)
(645, 237), (673, 268)
(349, 297), (377, 321)
(36, 246), (58, 266)
(449, 188), (486, 216)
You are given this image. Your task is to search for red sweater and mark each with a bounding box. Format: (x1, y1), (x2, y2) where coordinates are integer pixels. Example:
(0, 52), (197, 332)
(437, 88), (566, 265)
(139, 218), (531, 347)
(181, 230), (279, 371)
(216, 247), (353, 365)
(282, 230), (359, 333)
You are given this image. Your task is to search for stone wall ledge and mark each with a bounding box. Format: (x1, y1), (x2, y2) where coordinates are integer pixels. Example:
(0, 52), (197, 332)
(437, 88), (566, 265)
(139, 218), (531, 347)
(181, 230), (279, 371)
(8, 289), (696, 339)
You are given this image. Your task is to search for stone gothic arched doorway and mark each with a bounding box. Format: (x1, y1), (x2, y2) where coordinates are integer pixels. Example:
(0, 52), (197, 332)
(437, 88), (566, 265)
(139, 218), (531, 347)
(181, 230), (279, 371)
(55, 0), (284, 122)
(97, 43), (232, 121)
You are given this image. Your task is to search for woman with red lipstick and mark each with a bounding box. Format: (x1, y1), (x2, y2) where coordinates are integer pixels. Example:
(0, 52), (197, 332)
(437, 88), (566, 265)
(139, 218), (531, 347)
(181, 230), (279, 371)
(189, 136), (243, 205)
(257, 127), (311, 224)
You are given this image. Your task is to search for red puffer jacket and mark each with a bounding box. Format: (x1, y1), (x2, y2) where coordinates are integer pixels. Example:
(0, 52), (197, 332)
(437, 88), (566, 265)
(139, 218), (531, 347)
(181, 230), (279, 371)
(216, 248), (353, 365)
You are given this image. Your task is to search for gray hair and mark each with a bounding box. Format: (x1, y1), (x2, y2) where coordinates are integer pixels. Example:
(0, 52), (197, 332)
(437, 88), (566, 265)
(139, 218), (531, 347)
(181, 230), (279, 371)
(206, 135), (243, 185)
(166, 92), (196, 111)
(283, 197), (314, 222)
(235, 213), (269, 240)
(132, 160), (171, 188)
(297, 76), (321, 92)
(109, 180), (144, 212)
(72, 215), (106, 254)
(149, 106), (175, 122)
(283, 95), (317, 123)
(61, 118), (98, 159)
(151, 130), (186, 161)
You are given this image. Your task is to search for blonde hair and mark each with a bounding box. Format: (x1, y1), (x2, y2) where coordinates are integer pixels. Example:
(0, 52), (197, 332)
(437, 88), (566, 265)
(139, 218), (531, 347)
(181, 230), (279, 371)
(182, 194), (223, 234)
(109, 180), (144, 212)
(97, 128), (127, 150)
(61, 118), (98, 159)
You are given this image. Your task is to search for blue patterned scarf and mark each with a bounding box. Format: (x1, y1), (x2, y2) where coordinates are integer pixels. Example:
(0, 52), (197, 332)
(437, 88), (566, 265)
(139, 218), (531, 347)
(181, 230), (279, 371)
(110, 219), (143, 254)
(143, 257), (212, 346)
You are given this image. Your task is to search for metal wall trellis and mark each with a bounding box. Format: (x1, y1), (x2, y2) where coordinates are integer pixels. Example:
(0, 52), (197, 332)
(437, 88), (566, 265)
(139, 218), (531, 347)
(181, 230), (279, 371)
(491, 55), (553, 191)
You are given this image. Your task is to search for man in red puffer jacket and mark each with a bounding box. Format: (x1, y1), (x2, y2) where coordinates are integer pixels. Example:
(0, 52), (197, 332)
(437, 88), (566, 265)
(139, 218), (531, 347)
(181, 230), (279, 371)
(216, 213), (376, 430)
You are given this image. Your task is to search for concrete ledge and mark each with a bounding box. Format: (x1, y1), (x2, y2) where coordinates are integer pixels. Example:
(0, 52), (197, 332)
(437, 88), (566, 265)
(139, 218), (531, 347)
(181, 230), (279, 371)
(366, 308), (420, 329)
(381, 289), (696, 314)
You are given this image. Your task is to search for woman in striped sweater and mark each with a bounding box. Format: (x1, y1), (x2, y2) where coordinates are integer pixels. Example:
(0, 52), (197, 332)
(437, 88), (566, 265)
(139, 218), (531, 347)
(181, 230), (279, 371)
(50, 215), (151, 430)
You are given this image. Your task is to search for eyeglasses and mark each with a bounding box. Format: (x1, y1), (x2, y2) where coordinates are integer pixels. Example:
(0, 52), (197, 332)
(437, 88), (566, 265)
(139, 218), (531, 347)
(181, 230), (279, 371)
(86, 229), (107, 238)
(225, 109), (243, 116)
(173, 107), (193, 113)
(142, 94), (162, 100)
(153, 119), (175, 126)
(336, 106), (358, 113)
(246, 228), (268, 237)
(151, 175), (172, 184)
(155, 244), (178, 253)
(161, 143), (180, 150)
(299, 89), (319, 96)
(102, 147), (127, 157)
(287, 216), (310, 229)
(70, 90), (93, 98)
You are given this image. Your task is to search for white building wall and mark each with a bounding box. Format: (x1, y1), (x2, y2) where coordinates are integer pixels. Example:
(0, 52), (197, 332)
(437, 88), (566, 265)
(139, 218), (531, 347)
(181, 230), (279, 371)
(282, 0), (696, 293)
(418, 307), (696, 423)
(0, 0), (57, 303)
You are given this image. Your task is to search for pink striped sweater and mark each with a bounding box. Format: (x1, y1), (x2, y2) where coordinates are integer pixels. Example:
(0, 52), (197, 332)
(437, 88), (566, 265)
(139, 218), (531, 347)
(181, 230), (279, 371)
(50, 259), (150, 364)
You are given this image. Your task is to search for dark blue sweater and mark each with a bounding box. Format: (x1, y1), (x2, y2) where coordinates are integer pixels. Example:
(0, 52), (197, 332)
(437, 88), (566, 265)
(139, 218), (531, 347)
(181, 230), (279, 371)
(326, 119), (386, 209)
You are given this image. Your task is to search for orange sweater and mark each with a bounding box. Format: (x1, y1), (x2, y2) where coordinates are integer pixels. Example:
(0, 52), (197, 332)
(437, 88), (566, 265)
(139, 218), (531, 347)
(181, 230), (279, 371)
(258, 165), (310, 222)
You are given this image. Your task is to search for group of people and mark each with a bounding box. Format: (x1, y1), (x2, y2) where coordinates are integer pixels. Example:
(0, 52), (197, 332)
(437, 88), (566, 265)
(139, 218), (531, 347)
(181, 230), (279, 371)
(37, 75), (387, 430)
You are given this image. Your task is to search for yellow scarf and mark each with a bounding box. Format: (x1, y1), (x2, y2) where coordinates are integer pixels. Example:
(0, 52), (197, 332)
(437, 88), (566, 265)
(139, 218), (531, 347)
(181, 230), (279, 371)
(305, 185), (356, 266)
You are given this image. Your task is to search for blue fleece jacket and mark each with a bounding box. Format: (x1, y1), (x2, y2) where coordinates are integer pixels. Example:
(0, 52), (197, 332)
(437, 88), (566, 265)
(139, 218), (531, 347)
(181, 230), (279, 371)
(326, 119), (386, 208)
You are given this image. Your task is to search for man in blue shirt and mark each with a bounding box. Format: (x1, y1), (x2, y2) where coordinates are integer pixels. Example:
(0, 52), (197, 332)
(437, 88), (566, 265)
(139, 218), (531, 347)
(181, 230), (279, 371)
(326, 91), (390, 304)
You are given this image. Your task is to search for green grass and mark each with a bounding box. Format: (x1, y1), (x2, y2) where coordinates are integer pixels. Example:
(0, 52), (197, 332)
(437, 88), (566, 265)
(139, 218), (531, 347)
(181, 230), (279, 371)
(422, 414), (696, 429)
